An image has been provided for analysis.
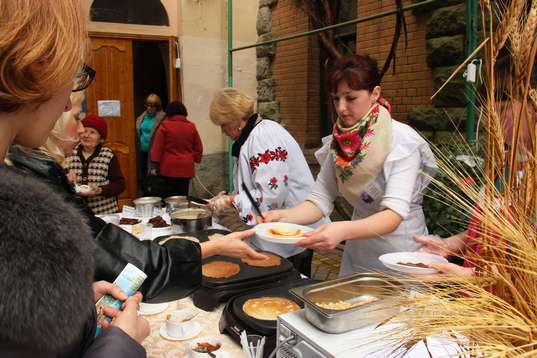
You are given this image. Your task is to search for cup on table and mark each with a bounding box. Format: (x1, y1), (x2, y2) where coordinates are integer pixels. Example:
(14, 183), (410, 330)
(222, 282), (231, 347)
(189, 336), (223, 358)
(165, 308), (197, 338)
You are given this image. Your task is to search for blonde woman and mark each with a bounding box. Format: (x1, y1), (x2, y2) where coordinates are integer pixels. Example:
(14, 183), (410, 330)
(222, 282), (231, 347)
(208, 88), (329, 276)
(41, 91), (85, 167)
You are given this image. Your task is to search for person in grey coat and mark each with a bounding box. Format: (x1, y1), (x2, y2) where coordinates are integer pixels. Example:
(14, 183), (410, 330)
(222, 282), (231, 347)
(0, 169), (148, 357)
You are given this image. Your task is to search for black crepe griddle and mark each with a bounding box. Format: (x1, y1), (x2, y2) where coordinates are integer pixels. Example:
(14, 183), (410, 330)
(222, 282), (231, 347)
(219, 278), (318, 358)
(153, 232), (209, 245)
(193, 252), (301, 311)
(153, 228), (231, 245)
(201, 253), (293, 287)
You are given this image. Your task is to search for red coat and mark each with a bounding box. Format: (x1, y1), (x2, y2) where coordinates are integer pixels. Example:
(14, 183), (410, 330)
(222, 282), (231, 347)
(150, 115), (203, 178)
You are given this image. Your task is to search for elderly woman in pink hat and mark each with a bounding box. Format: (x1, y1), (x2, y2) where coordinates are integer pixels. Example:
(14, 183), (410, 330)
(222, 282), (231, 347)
(66, 114), (125, 214)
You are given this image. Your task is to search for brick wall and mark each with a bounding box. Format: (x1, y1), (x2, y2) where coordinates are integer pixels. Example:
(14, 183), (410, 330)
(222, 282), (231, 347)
(272, 0), (312, 147)
(271, 0), (432, 148)
(357, 0), (433, 122)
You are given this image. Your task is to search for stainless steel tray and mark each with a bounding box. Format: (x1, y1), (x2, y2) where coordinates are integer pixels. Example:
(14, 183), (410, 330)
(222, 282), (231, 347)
(290, 273), (407, 333)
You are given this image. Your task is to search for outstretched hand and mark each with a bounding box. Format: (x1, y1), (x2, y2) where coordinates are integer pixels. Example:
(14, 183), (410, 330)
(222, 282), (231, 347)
(218, 229), (266, 260)
(413, 235), (453, 257)
(296, 222), (350, 251)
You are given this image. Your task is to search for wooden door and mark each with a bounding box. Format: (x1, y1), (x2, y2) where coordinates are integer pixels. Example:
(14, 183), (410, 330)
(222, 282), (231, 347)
(86, 37), (136, 208)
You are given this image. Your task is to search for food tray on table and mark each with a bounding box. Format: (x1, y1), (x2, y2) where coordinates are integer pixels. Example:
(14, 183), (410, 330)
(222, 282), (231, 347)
(193, 252), (300, 311)
(290, 273), (409, 333)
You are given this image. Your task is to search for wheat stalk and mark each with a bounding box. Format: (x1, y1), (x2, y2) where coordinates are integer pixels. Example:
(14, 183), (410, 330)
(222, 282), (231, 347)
(493, 0), (524, 59)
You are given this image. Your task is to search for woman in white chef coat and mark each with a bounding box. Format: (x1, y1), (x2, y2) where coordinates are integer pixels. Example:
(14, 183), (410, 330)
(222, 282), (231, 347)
(207, 88), (329, 276)
(261, 54), (437, 276)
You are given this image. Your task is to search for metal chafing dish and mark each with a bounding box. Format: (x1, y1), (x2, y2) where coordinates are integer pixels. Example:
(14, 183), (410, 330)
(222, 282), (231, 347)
(290, 273), (407, 333)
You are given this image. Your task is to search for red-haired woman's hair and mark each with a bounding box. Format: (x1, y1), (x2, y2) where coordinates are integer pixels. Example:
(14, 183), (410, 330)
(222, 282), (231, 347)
(327, 55), (381, 93)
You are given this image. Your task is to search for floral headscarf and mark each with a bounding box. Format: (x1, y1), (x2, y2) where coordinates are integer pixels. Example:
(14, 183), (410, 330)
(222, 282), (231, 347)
(331, 103), (392, 201)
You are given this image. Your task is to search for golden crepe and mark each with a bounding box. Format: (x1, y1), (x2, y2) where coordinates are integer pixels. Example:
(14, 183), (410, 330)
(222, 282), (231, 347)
(242, 296), (300, 320)
(267, 226), (301, 237)
(241, 252), (281, 267)
(158, 235), (199, 245)
(202, 261), (240, 279)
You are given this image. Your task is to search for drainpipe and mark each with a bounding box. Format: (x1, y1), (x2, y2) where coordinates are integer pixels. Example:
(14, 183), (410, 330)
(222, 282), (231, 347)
(227, 0), (234, 193)
(465, 0), (478, 144)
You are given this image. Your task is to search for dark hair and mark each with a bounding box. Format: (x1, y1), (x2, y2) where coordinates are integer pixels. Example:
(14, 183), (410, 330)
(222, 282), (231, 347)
(166, 101), (188, 117)
(327, 54), (381, 93)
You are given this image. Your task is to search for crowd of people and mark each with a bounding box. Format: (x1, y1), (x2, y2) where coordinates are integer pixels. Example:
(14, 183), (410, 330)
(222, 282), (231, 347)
(3, 0), (509, 357)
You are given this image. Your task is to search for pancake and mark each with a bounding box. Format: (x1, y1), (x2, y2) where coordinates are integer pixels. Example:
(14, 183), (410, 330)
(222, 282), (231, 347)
(158, 235), (199, 245)
(241, 252), (281, 267)
(267, 226), (301, 237)
(202, 261), (240, 279)
(242, 296), (300, 320)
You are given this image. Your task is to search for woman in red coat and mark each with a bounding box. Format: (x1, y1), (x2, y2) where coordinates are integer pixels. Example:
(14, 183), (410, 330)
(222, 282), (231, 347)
(149, 101), (203, 197)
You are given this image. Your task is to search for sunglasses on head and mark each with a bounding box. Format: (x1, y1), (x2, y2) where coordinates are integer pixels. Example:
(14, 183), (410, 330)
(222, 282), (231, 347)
(73, 64), (96, 92)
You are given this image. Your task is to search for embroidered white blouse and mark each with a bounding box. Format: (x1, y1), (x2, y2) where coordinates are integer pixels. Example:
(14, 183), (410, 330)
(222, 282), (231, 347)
(233, 119), (328, 257)
(308, 119), (437, 275)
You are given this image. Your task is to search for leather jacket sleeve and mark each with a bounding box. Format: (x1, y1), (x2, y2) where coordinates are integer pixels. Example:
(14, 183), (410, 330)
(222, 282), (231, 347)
(94, 223), (202, 303)
(8, 146), (202, 303)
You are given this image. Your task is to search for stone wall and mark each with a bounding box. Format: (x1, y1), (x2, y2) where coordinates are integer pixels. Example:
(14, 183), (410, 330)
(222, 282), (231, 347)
(190, 153), (228, 199)
(408, 0), (467, 131)
(256, 0), (281, 123)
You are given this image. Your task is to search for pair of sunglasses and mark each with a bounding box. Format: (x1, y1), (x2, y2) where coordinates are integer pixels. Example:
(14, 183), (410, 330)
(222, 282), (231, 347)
(145, 103), (158, 108)
(73, 64), (96, 92)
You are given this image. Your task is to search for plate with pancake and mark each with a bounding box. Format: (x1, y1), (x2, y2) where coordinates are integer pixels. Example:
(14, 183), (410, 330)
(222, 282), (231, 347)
(254, 223), (313, 244)
(378, 251), (449, 274)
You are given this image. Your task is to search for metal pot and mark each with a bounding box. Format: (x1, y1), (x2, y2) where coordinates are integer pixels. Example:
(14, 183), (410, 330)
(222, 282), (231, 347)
(164, 195), (189, 214)
(133, 196), (162, 218)
(170, 208), (212, 233)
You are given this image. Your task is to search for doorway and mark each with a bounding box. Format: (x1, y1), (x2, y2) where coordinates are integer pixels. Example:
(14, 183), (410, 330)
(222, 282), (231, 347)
(86, 33), (180, 207)
(133, 40), (169, 118)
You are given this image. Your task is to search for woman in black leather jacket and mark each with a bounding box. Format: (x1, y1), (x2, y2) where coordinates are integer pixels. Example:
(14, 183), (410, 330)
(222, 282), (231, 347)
(8, 145), (263, 302)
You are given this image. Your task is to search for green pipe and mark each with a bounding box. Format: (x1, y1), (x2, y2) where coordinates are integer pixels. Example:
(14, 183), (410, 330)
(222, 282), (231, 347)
(226, 0), (234, 193)
(465, 0), (478, 144)
(231, 0), (441, 52)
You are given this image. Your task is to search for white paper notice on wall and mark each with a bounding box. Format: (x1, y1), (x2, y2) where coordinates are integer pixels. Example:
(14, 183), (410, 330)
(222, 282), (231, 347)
(97, 100), (121, 117)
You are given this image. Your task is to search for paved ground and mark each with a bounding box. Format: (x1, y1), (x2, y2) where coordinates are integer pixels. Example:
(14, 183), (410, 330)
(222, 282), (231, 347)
(311, 249), (342, 281)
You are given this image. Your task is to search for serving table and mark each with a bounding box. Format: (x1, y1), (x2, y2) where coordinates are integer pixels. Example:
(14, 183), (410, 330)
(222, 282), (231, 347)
(141, 297), (243, 358)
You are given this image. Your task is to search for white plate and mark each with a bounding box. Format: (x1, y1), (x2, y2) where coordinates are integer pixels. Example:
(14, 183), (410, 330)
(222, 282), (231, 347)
(254, 222), (313, 244)
(75, 184), (92, 194)
(138, 302), (168, 315)
(159, 322), (202, 341)
(378, 251), (449, 274)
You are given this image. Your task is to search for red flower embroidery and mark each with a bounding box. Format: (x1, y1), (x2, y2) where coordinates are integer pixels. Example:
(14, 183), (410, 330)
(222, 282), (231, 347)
(248, 147), (288, 172)
(284, 175), (289, 186)
(276, 147), (288, 161)
(259, 151), (272, 164)
(268, 177), (278, 190)
(249, 156), (260, 171)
